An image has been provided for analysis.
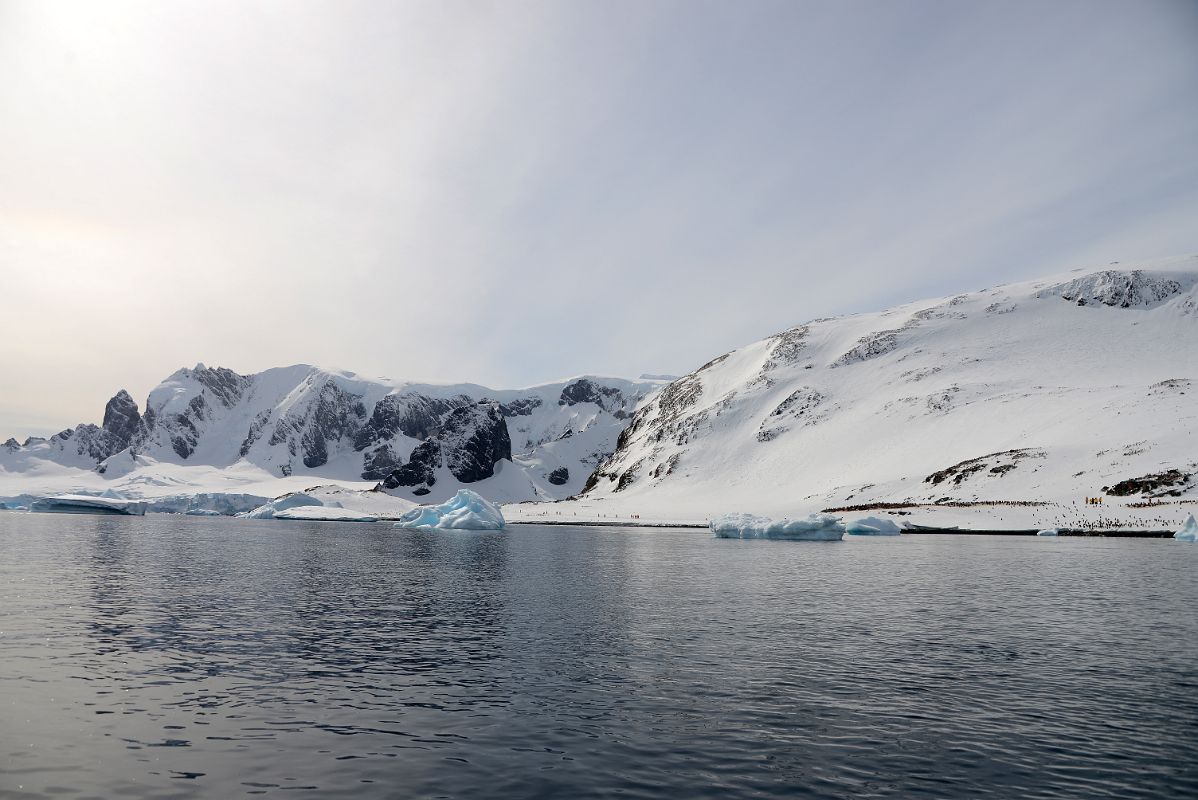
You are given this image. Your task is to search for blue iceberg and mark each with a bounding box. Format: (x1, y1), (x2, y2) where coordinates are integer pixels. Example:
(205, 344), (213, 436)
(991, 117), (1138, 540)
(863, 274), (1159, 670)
(1175, 514), (1197, 542)
(845, 516), (902, 535)
(394, 490), (505, 531)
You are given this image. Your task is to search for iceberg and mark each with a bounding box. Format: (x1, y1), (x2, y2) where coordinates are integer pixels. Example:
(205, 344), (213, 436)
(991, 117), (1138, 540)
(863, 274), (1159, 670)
(274, 506), (379, 522)
(1037, 528), (1059, 536)
(845, 516), (902, 535)
(710, 512), (844, 540)
(1175, 514), (1197, 542)
(239, 492), (327, 520)
(30, 494), (147, 516)
(184, 509), (224, 517)
(394, 490), (505, 531)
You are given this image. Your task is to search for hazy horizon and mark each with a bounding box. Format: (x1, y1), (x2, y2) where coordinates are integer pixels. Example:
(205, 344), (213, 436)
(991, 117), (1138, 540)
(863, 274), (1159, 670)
(3, 0), (1196, 438)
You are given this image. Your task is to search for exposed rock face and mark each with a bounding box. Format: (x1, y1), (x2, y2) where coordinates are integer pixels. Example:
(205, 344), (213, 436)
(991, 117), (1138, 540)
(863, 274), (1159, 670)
(547, 466), (569, 485)
(360, 444), (403, 481)
(1044, 270), (1188, 308)
(498, 397), (542, 417)
(559, 379), (623, 410)
(354, 393), (471, 449)
(1104, 469), (1191, 497)
(378, 440), (440, 490)
(192, 366), (251, 408)
(101, 390), (141, 444)
(267, 380), (367, 468)
(924, 449), (1045, 487)
(440, 403), (512, 483)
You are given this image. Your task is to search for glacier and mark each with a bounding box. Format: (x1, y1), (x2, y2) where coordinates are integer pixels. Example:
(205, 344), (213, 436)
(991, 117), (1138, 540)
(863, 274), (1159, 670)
(394, 489), (506, 531)
(845, 516), (902, 535)
(1175, 514), (1197, 542)
(710, 513), (844, 540)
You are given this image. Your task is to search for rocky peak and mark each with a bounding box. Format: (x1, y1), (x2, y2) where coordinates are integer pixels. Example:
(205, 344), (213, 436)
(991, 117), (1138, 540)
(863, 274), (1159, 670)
(101, 390), (141, 445)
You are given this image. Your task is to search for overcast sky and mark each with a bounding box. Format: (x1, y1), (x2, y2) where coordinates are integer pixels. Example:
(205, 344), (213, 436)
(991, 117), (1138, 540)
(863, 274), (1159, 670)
(1, 0), (1196, 438)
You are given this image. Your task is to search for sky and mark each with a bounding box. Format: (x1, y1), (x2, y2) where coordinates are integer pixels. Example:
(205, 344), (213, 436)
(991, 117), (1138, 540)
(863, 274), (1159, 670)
(1, 0), (1196, 438)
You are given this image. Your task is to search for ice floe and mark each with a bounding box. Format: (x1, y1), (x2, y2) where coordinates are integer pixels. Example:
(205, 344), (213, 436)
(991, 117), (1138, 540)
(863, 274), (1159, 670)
(1175, 514), (1197, 542)
(30, 494), (147, 516)
(845, 516), (902, 535)
(710, 513), (844, 540)
(239, 492), (326, 520)
(1037, 529), (1059, 536)
(394, 489), (505, 531)
(273, 506), (379, 522)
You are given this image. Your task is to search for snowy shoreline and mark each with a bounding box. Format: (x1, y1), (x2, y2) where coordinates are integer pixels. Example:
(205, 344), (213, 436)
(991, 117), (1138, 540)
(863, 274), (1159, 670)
(506, 519), (1178, 536)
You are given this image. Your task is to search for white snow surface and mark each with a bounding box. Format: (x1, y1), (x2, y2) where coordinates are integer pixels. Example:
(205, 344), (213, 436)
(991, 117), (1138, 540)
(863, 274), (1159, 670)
(1175, 514), (1198, 542)
(513, 255), (1198, 530)
(710, 513), (844, 540)
(395, 490), (505, 531)
(273, 506), (380, 522)
(845, 516), (902, 535)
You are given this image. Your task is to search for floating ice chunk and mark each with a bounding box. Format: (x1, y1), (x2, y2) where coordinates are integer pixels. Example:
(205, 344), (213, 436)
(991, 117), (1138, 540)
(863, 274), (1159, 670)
(184, 509), (224, 517)
(240, 492), (327, 520)
(1037, 529), (1059, 537)
(845, 516), (902, 535)
(274, 506), (379, 522)
(1175, 514), (1198, 542)
(30, 494), (147, 516)
(710, 512), (844, 540)
(394, 490), (505, 531)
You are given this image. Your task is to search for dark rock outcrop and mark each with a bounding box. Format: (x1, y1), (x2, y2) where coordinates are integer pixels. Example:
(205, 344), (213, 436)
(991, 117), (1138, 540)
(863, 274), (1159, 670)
(559, 379), (623, 410)
(378, 440), (440, 489)
(354, 393), (471, 449)
(1104, 469), (1191, 497)
(499, 397), (542, 417)
(547, 467), (569, 485)
(440, 403), (512, 483)
(361, 444), (403, 480)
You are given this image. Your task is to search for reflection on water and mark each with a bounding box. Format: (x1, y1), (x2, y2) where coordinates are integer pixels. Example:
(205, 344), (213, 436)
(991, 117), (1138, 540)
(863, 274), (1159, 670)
(1, 514), (1196, 798)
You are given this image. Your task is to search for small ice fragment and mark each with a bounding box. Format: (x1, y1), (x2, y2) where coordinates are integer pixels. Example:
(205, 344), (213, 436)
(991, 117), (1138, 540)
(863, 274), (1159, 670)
(394, 489), (505, 531)
(710, 512), (844, 540)
(1036, 529), (1059, 536)
(1175, 514), (1198, 542)
(845, 516), (902, 535)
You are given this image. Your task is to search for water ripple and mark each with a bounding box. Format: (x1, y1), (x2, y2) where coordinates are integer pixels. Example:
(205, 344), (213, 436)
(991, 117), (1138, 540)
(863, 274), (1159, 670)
(1, 514), (1196, 798)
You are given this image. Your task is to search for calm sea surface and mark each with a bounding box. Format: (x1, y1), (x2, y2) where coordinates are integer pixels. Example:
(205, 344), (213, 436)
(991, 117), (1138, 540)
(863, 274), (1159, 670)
(2, 513), (1196, 799)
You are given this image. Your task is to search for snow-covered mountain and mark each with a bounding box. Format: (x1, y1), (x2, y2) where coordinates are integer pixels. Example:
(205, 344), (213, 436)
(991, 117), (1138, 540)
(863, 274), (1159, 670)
(0, 366), (662, 504)
(563, 256), (1198, 522)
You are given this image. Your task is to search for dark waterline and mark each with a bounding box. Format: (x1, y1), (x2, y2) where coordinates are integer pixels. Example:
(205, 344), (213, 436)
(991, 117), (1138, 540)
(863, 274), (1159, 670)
(2, 514), (1196, 798)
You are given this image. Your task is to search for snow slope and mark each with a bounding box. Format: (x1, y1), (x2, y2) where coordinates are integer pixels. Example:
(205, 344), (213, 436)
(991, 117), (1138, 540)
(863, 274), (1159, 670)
(0, 367), (662, 505)
(510, 256), (1198, 529)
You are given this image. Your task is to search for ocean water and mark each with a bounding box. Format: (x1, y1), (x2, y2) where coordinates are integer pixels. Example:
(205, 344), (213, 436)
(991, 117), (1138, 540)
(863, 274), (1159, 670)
(2, 513), (1196, 798)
